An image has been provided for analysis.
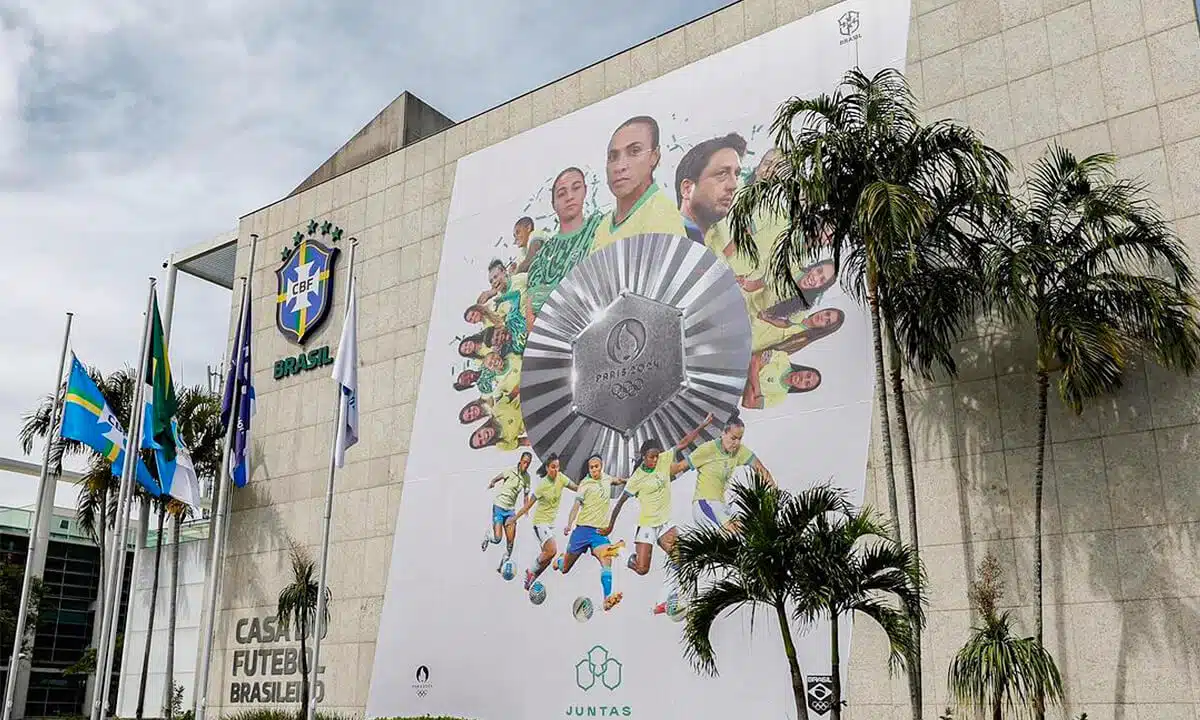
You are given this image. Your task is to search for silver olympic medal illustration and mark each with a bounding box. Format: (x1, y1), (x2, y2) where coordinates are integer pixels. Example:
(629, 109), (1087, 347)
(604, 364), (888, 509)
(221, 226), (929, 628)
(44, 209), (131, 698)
(520, 233), (752, 479)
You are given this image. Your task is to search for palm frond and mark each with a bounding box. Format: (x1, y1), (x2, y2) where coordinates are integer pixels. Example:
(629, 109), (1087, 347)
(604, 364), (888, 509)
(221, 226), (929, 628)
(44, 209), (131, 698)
(948, 612), (1064, 719)
(682, 579), (753, 676)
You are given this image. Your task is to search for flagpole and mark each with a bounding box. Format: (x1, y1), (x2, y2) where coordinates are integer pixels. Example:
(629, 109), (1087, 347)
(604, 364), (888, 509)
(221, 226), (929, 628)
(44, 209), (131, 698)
(307, 238), (357, 720)
(197, 233), (257, 720)
(91, 280), (156, 720)
(194, 278), (244, 720)
(1, 312), (73, 720)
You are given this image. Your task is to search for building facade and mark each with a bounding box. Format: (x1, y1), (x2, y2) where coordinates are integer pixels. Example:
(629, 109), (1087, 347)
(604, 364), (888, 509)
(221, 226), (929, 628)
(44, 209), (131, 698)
(206, 0), (1200, 718)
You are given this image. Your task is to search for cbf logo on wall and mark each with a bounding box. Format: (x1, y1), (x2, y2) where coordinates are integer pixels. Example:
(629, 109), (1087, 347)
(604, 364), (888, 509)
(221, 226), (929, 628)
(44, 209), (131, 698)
(276, 220), (343, 345)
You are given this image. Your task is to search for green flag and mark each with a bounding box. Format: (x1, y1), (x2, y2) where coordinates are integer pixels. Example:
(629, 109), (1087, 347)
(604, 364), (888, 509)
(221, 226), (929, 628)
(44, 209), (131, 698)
(145, 297), (178, 462)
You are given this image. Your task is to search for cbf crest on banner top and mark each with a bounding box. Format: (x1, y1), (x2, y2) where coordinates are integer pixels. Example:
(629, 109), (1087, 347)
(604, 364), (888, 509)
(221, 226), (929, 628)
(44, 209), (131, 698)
(276, 220), (342, 345)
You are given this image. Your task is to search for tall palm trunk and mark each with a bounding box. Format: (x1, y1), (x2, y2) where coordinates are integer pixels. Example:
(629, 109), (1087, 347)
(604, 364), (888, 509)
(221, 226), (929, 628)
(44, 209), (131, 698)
(135, 505), (166, 720)
(866, 280), (901, 539)
(1033, 368), (1049, 720)
(298, 618), (311, 720)
(164, 511), (181, 718)
(884, 316), (923, 720)
(830, 613), (842, 720)
(774, 600), (809, 720)
(86, 494), (109, 713)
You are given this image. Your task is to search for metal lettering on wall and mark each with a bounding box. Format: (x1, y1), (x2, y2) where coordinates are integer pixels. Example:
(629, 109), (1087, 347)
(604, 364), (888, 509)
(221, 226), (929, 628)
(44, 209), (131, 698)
(228, 615), (327, 704)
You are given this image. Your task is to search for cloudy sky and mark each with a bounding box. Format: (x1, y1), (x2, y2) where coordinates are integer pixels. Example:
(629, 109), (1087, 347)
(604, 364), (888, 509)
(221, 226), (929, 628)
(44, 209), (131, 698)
(0, 0), (732, 486)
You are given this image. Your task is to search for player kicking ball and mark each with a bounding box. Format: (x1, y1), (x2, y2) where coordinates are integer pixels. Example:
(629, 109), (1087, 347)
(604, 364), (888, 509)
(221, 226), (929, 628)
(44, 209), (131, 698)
(511, 453), (578, 591)
(481, 452), (533, 576)
(604, 414), (713, 616)
(555, 455), (628, 612)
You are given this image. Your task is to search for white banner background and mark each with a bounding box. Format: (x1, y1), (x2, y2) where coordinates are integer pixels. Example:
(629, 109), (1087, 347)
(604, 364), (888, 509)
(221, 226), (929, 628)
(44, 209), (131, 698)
(367, 1), (911, 717)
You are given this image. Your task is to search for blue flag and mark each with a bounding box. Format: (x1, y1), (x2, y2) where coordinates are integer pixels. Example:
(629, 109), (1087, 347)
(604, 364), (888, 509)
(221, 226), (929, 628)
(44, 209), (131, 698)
(225, 290), (255, 488)
(60, 355), (159, 495)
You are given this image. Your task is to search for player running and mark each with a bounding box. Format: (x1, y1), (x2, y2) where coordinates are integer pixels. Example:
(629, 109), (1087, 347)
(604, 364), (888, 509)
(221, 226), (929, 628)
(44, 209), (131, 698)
(556, 455), (629, 612)
(481, 452), (533, 574)
(687, 414), (774, 533)
(512, 454), (578, 590)
(604, 414), (714, 614)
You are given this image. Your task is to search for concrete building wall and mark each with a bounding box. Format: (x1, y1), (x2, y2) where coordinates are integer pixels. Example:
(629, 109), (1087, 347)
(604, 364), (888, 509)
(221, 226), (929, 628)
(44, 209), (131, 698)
(208, 0), (1200, 718)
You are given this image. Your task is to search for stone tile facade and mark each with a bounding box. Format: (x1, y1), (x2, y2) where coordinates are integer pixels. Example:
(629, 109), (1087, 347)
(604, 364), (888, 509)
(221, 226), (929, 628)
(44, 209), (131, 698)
(208, 0), (1200, 717)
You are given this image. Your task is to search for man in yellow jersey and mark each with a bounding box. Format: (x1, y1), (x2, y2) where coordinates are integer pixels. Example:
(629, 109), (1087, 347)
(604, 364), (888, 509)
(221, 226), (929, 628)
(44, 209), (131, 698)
(511, 453), (579, 592)
(591, 115), (686, 253)
(481, 452), (533, 574)
(741, 350), (823, 410)
(558, 454), (628, 611)
(605, 415), (713, 614)
(527, 167), (603, 315)
(686, 415), (774, 533)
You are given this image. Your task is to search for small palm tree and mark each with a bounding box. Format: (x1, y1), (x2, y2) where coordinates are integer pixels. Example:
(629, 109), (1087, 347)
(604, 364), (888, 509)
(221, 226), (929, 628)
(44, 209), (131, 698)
(949, 554), (1063, 720)
(984, 144), (1200, 658)
(673, 478), (921, 720)
(162, 498), (191, 720)
(727, 69), (1009, 719)
(277, 544), (330, 720)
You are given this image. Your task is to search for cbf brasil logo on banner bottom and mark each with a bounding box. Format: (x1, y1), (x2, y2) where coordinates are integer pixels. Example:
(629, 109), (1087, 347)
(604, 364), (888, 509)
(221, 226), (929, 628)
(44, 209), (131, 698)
(276, 221), (342, 345)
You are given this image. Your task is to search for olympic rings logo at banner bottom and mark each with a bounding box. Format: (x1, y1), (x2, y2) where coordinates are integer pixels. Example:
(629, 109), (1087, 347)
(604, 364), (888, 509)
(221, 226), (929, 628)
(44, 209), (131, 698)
(609, 377), (646, 399)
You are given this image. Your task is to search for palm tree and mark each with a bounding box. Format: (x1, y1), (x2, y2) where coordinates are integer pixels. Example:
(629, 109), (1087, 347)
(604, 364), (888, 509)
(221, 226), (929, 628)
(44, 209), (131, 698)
(162, 498), (191, 719)
(277, 544), (331, 720)
(19, 364), (138, 712)
(726, 68), (1009, 719)
(673, 478), (922, 720)
(984, 144), (1200, 667)
(163, 386), (221, 718)
(949, 554), (1063, 719)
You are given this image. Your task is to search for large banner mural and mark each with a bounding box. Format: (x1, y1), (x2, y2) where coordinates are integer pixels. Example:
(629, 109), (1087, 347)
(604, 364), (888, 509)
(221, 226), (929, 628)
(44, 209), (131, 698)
(367, 1), (910, 717)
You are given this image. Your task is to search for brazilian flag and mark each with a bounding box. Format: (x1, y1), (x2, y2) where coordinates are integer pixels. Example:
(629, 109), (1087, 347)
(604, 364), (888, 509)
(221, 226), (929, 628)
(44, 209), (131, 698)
(145, 297), (178, 463)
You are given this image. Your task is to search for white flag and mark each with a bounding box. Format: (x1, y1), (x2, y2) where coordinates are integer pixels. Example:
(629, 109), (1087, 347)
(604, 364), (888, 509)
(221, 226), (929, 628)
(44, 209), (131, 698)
(170, 444), (203, 513)
(331, 279), (359, 468)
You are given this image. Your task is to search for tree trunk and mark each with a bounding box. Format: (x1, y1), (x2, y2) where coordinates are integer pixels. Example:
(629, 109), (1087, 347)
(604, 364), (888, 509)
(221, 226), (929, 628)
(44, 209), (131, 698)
(885, 317), (923, 720)
(164, 511), (181, 719)
(135, 505), (166, 720)
(774, 601), (809, 720)
(1033, 369), (1049, 720)
(867, 283), (901, 541)
(299, 620), (311, 720)
(830, 613), (842, 720)
(992, 687), (1003, 720)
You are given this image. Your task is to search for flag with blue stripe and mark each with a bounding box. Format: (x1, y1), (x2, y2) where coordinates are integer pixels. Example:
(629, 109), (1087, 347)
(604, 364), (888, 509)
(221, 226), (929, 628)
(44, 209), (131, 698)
(60, 355), (159, 494)
(224, 289), (255, 488)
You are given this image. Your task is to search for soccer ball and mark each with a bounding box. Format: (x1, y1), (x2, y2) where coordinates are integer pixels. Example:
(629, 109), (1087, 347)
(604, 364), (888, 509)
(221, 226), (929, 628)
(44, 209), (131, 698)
(501, 561), (515, 581)
(529, 582), (547, 605)
(572, 596), (594, 622)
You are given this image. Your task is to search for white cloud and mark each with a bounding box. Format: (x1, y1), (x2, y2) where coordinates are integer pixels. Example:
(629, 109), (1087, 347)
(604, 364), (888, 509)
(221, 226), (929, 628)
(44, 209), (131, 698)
(0, 0), (732, 475)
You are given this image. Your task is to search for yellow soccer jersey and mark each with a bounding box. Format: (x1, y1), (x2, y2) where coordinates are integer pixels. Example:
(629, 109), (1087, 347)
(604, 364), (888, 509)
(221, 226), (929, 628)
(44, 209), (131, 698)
(591, 184), (687, 254)
(490, 397), (525, 446)
(493, 468), (530, 510)
(758, 350), (794, 409)
(532, 472), (572, 525)
(576, 474), (618, 528)
(688, 439), (756, 502)
(624, 449), (676, 527)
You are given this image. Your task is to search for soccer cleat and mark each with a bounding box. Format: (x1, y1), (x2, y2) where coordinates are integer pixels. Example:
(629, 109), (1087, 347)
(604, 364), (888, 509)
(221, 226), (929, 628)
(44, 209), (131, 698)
(603, 592), (624, 612)
(524, 569), (535, 591)
(595, 540), (625, 561)
(652, 602), (668, 615)
(481, 535), (490, 552)
(553, 555), (565, 572)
